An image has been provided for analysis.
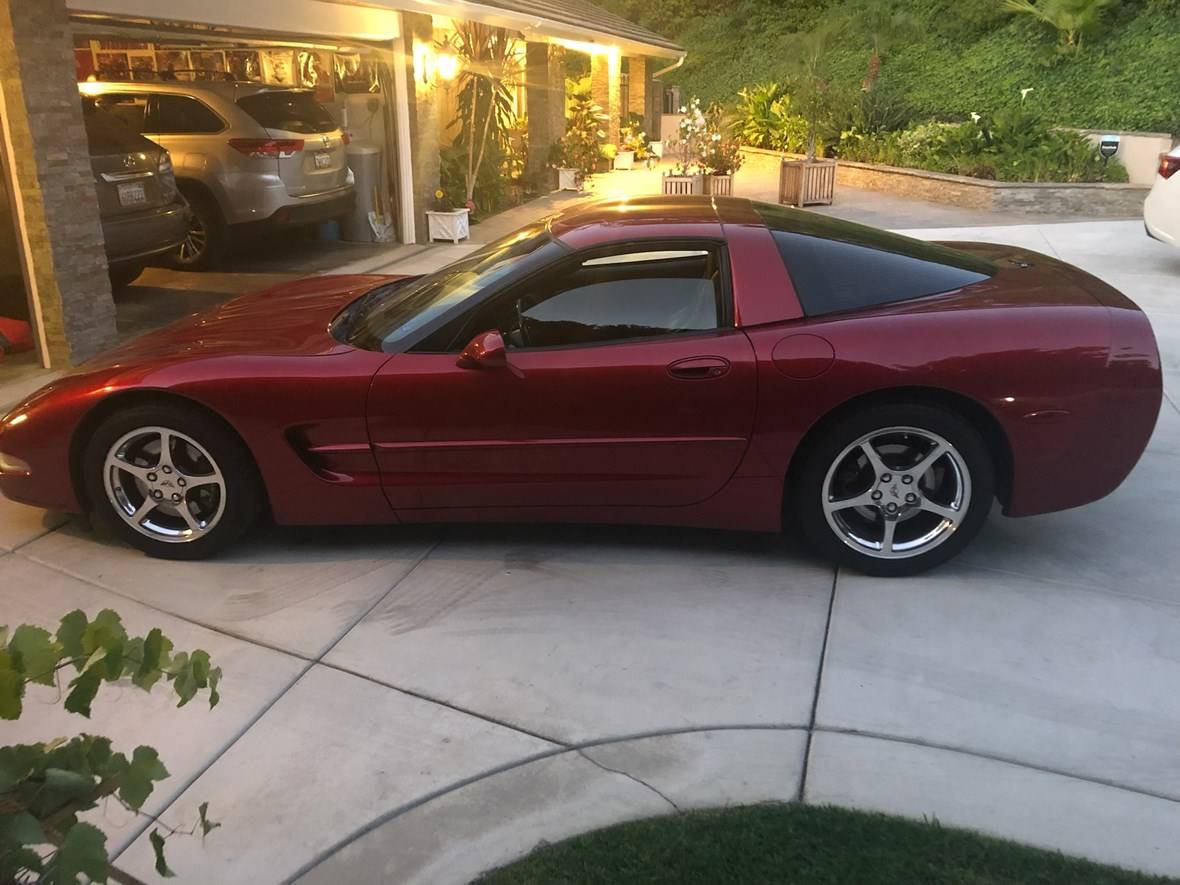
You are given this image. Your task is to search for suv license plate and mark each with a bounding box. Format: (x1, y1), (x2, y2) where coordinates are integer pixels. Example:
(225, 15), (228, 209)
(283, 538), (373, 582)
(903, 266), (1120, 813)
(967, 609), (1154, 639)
(117, 181), (147, 206)
(314, 151), (332, 169)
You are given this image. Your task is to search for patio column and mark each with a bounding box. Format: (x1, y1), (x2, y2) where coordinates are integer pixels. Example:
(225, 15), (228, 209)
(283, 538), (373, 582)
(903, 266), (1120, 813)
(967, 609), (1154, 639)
(525, 42), (565, 189)
(627, 56), (646, 129)
(590, 50), (621, 145)
(399, 11), (442, 244)
(0, 0), (116, 365)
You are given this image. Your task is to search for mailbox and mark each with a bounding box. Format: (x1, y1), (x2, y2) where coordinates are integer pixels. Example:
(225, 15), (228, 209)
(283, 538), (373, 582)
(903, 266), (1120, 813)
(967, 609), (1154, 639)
(1099, 134), (1120, 160)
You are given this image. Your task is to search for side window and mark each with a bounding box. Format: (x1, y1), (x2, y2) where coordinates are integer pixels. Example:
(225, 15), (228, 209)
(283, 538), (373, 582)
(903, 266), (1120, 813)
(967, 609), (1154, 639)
(464, 246), (725, 350)
(94, 93), (149, 133)
(154, 95), (224, 134)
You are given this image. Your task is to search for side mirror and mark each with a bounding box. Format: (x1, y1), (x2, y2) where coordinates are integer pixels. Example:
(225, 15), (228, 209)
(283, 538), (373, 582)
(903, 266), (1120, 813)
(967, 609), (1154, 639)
(456, 329), (507, 369)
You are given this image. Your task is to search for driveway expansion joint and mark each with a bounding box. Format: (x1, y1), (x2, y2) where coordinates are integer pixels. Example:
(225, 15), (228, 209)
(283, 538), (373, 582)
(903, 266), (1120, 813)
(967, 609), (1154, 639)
(799, 567), (838, 802)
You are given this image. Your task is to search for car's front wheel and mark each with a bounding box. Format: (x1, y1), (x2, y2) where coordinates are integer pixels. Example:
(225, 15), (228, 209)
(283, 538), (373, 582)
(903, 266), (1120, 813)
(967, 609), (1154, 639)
(793, 403), (995, 577)
(83, 403), (264, 559)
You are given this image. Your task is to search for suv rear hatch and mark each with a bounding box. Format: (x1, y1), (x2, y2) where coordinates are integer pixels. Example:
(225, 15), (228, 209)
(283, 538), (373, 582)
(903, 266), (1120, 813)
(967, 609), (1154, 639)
(235, 89), (348, 197)
(82, 99), (171, 217)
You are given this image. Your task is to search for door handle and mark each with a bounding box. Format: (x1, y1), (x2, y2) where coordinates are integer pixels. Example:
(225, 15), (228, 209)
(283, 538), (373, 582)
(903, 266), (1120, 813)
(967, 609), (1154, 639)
(667, 356), (731, 380)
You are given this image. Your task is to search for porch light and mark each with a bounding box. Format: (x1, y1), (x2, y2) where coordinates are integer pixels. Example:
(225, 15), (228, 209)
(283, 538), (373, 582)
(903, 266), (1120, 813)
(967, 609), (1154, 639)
(413, 43), (460, 84)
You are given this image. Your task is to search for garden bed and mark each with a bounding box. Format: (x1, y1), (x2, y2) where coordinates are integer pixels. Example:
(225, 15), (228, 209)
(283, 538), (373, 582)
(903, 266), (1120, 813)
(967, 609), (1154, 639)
(740, 146), (1149, 217)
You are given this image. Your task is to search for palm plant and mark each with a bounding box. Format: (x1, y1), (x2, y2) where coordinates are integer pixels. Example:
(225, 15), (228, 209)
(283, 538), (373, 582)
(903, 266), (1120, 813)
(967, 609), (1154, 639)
(783, 19), (846, 160)
(449, 23), (521, 204)
(1000, 0), (1114, 54)
(850, 0), (918, 91)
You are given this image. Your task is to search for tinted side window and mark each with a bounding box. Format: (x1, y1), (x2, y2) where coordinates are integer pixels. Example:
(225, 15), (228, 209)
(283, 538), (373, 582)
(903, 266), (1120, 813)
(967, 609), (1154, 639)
(81, 99), (147, 155)
(757, 202), (995, 317)
(473, 248), (723, 350)
(154, 95), (223, 134)
(237, 91), (336, 134)
(94, 93), (149, 133)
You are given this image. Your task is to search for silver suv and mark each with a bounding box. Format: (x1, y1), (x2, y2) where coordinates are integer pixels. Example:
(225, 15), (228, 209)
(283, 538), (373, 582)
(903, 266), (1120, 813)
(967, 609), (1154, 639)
(81, 81), (355, 269)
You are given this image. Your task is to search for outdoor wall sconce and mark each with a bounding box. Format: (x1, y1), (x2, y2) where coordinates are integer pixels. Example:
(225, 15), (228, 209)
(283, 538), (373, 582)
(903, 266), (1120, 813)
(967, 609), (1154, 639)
(413, 43), (459, 84)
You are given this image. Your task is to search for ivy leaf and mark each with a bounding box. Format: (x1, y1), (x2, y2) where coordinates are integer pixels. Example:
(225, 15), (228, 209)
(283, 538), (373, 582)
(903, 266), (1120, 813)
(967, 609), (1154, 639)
(0, 845), (43, 878)
(0, 810), (45, 846)
(208, 666), (222, 709)
(119, 746), (169, 811)
(8, 625), (61, 686)
(149, 828), (175, 878)
(42, 767), (96, 801)
(64, 665), (103, 718)
(198, 801), (221, 837)
(132, 629), (172, 692)
(48, 821), (108, 884)
(55, 610), (88, 665)
(0, 744), (39, 791)
(0, 651), (25, 720)
(80, 609), (126, 657)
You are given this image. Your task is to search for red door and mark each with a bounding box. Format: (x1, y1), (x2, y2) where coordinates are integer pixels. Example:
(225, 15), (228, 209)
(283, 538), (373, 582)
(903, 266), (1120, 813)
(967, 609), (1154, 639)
(367, 330), (758, 511)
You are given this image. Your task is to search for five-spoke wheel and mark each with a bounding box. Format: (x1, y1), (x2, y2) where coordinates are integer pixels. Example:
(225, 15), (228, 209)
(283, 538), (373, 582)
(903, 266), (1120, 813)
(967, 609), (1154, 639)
(795, 404), (994, 576)
(84, 404), (263, 559)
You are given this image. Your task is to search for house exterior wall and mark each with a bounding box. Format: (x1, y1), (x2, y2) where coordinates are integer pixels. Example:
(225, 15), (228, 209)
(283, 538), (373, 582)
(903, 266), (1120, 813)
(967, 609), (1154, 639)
(525, 41), (566, 188)
(0, 0), (116, 365)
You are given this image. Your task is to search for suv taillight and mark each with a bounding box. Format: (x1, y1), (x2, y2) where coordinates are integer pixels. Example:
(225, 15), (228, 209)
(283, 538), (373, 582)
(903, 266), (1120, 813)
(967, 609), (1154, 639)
(228, 138), (304, 159)
(158, 151), (178, 202)
(1160, 153), (1180, 180)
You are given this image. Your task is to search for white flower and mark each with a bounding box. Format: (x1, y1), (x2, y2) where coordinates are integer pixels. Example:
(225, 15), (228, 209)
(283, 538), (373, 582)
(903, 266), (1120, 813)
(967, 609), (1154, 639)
(1020, 87), (1034, 102)
(679, 105), (686, 113)
(970, 112), (981, 123)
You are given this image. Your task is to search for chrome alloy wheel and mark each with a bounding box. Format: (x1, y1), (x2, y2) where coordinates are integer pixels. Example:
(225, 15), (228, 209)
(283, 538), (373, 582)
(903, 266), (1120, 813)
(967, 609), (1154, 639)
(821, 426), (971, 560)
(102, 426), (226, 543)
(177, 208), (208, 264)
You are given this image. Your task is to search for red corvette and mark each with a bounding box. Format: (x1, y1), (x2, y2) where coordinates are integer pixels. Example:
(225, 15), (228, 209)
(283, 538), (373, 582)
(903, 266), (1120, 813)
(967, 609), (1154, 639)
(0, 197), (1161, 575)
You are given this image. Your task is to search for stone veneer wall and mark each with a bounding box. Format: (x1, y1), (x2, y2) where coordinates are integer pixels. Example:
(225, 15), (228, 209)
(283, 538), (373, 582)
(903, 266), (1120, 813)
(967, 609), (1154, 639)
(740, 146), (1150, 218)
(0, 0), (117, 364)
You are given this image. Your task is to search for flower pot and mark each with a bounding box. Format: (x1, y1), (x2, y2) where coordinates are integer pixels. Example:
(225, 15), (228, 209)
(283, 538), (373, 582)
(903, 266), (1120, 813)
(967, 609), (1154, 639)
(556, 167), (580, 191)
(613, 149), (635, 171)
(426, 208), (470, 244)
(662, 173), (703, 196)
(779, 158), (836, 207)
(703, 174), (734, 197)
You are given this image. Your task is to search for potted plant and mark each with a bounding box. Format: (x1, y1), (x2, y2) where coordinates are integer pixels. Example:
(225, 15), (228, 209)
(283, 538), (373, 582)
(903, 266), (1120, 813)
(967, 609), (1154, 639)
(778, 23), (840, 207)
(616, 115), (650, 170)
(663, 97), (707, 194)
(599, 143), (618, 173)
(556, 87), (606, 189)
(426, 188), (471, 244)
(700, 107), (743, 195)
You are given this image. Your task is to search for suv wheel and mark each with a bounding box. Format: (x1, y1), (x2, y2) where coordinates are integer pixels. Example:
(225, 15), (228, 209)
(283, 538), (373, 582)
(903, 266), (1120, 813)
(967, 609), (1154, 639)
(169, 192), (225, 271)
(793, 404), (995, 577)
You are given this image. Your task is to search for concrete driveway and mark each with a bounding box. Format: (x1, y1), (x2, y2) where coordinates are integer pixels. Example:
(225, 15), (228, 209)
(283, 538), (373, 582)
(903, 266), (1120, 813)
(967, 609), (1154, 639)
(3, 218), (1180, 883)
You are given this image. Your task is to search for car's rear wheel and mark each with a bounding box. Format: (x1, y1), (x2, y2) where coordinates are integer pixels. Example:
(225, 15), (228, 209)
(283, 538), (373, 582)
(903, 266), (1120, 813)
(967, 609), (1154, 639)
(793, 404), (994, 577)
(83, 404), (263, 559)
(168, 192), (224, 271)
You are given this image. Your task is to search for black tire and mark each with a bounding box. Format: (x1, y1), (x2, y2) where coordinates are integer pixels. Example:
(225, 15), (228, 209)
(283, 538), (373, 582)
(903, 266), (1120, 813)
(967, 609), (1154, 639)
(83, 402), (264, 560)
(108, 262), (144, 290)
(167, 191), (225, 271)
(792, 403), (995, 577)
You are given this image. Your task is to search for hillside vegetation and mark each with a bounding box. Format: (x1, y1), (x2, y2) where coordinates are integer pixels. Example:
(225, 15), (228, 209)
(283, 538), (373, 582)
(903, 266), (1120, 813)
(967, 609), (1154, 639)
(604, 0), (1180, 133)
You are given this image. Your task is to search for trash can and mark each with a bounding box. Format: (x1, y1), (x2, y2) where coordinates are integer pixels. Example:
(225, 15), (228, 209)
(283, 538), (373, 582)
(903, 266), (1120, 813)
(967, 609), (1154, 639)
(341, 141), (388, 242)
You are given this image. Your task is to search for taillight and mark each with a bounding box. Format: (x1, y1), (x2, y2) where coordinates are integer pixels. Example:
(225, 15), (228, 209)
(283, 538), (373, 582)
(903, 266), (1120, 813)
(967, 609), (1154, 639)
(157, 151), (178, 201)
(228, 138), (304, 159)
(1160, 153), (1180, 180)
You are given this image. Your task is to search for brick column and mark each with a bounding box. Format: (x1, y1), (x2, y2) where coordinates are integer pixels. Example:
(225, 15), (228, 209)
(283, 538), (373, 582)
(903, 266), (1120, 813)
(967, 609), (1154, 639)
(525, 42), (565, 189)
(626, 56), (646, 128)
(401, 11), (441, 244)
(590, 51), (621, 145)
(0, 0), (116, 365)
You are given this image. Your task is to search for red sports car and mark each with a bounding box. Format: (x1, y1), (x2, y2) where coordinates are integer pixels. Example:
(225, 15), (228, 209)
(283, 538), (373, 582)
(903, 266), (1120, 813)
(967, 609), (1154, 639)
(0, 197), (1161, 575)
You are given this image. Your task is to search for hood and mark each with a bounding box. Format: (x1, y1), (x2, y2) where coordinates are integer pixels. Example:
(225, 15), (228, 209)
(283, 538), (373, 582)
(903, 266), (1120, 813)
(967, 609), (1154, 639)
(86, 274), (401, 368)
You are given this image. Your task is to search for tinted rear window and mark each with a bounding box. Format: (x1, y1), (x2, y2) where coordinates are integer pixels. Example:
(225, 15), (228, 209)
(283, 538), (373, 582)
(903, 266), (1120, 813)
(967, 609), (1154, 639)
(756, 202), (995, 317)
(237, 91), (336, 134)
(81, 99), (150, 155)
(155, 94), (224, 134)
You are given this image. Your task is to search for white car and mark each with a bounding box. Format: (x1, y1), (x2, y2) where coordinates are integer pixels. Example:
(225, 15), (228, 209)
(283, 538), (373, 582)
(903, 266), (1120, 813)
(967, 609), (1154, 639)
(1145, 147), (1180, 247)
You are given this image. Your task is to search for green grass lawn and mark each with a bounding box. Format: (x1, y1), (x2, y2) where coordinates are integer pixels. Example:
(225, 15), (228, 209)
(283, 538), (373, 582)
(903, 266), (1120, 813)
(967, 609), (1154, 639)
(480, 804), (1174, 885)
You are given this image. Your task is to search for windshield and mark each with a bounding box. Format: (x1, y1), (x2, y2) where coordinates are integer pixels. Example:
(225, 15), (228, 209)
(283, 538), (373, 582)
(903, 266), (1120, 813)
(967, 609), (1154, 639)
(342, 223), (555, 352)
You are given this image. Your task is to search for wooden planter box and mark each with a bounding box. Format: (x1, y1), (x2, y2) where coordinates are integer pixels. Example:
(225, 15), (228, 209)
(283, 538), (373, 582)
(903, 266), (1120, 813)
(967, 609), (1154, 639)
(662, 174), (703, 196)
(779, 158), (836, 206)
(426, 208), (470, 244)
(613, 150), (635, 170)
(703, 174), (734, 196)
